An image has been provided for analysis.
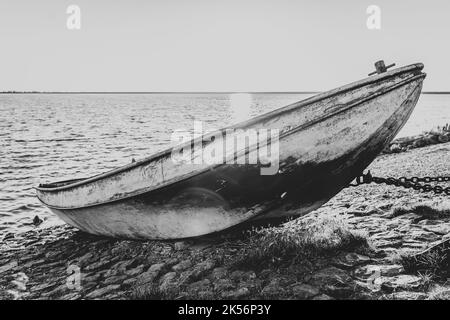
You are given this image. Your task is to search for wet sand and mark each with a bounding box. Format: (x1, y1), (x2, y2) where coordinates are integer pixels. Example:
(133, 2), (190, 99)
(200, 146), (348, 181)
(0, 142), (449, 300)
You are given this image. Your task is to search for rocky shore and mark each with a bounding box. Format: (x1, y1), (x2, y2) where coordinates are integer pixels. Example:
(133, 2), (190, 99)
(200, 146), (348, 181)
(384, 124), (450, 154)
(0, 142), (449, 300)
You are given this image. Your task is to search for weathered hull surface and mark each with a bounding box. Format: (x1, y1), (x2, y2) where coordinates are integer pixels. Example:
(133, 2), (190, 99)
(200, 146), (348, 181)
(36, 64), (426, 239)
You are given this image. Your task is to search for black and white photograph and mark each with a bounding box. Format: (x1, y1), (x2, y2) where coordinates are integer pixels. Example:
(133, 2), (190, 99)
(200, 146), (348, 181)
(1, 0), (450, 307)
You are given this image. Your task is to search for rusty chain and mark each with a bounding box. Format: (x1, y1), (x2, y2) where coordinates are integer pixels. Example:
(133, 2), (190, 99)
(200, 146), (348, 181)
(348, 171), (450, 195)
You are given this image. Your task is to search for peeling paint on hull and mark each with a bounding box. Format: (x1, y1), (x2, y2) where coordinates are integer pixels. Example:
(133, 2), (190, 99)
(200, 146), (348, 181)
(36, 64), (426, 239)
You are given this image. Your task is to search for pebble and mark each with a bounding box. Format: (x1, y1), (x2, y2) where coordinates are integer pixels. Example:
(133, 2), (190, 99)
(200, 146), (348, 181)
(261, 278), (287, 298)
(172, 259), (192, 272)
(0, 260), (18, 274)
(136, 263), (166, 285)
(332, 253), (371, 269)
(220, 287), (250, 299)
(389, 291), (427, 300)
(379, 275), (423, 292)
(33, 216), (43, 226)
(59, 292), (81, 300)
(3, 233), (15, 241)
(189, 259), (216, 280)
(310, 267), (353, 285)
(30, 282), (58, 292)
(122, 278), (137, 287)
(186, 279), (212, 297)
(384, 130), (450, 154)
(174, 241), (190, 251)
(355, 264), (405, 278)
(84, 257), (116, 271)
(85, 285), (121, 299)
(159, 272), (177, 292)
(214, 279), (235, 292)
(103, 275), (128, 285)
(125, 264), (145, 277)
(421, 224), (450, 236)
(312, 294), (334, 300)
(211, 267), (228, 280)
(291, 283), (320, 299)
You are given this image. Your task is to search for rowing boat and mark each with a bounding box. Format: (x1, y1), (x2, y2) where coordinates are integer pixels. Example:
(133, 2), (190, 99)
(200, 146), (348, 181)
(36, 62), (426, 239)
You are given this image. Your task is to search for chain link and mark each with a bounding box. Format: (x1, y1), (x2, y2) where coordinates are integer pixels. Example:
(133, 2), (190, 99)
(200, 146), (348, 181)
(348, 171), (450, 195)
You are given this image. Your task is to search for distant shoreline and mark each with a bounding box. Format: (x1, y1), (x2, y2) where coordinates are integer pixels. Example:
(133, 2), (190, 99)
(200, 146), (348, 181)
(0, 91), (318, 94)
(0, 91), (449, 94)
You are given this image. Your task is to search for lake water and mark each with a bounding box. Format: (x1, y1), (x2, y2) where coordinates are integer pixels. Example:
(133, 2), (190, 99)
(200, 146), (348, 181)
(1, 93), (449, 236)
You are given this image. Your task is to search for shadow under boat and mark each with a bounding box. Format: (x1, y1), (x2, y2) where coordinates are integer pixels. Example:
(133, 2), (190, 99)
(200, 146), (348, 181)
(35, 62), (426, 240)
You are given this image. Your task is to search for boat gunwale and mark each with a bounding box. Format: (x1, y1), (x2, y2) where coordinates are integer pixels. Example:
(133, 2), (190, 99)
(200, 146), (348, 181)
(35, 63), (424, 194)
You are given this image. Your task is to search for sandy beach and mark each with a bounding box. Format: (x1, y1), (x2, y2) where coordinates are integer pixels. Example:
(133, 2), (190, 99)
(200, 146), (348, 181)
(0, 140), (449, 300)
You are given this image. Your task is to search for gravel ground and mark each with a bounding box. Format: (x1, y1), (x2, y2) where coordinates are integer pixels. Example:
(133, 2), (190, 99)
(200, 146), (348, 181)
(0, 142), (449, 300)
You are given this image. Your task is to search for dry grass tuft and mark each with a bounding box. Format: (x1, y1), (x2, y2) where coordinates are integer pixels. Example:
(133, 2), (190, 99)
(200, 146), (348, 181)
(390, 201), (450, 220)
(401, 243), (450, 281)
(232, 214), (370, 270)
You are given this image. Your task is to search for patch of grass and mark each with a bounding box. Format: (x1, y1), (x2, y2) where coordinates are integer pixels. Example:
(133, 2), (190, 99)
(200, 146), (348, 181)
(417, 271), (435, 291)
(401, 244), (450, 281)
(427, 285), (450, 300)
(231, 214), (370, 270)
(390, 202), (450, 220)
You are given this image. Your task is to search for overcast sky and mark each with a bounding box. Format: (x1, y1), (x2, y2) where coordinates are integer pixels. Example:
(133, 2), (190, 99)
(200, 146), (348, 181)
(1, 0), (449, 92)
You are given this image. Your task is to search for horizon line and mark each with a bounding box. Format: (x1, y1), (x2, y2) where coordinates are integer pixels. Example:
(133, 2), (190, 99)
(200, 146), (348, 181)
(1, 91), (450, 94)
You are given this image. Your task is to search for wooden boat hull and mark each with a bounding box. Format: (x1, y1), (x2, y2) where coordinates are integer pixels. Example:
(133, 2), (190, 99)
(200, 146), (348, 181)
(36, 64), (426, 239)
